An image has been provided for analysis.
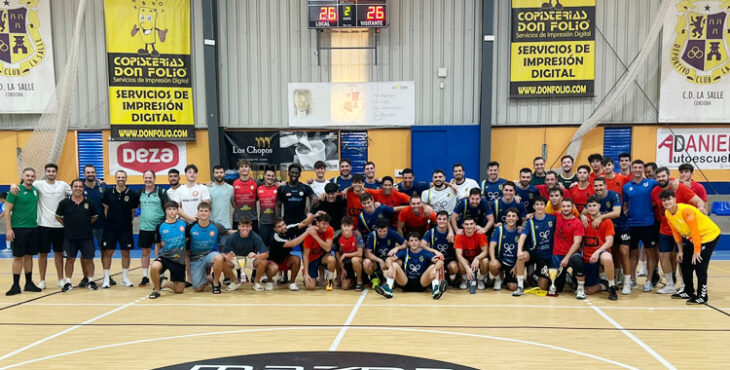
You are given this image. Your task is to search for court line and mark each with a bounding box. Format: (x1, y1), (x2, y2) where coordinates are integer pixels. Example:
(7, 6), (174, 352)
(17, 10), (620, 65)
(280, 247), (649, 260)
(585, 299), (676, 370)
(0, 326), (638, 369)
(329, 288), (368, 351)
(0, 295), (147, 363)
(706, 304), (730, 318)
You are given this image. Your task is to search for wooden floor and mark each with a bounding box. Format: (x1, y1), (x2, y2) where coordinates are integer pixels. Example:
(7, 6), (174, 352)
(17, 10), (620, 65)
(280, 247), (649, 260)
(1, 258), (730, 369)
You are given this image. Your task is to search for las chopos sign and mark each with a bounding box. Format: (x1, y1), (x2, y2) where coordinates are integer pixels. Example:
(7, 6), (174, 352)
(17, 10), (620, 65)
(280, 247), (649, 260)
(104, 0), (194, 141)
(510, 0), (596, 98)
(657, 128), (730, 169)
(659, 0), (730, 122)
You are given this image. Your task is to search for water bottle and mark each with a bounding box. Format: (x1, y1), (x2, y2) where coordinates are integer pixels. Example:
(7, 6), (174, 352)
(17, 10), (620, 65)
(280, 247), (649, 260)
(469, 278), (477, 294)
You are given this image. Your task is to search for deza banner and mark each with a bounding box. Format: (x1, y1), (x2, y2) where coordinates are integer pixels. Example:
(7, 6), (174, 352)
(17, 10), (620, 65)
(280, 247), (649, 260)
(657, 128), (730, 169)
(0, 0), (55, 113)
(510, 0), (595, 98)
(104, 0), (194, 140)
(660, 0), (730, 122)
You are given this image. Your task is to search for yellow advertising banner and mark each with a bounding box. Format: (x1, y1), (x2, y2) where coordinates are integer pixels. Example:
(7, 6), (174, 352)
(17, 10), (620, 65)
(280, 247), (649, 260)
(104, 0), (194, 140)
(510, 0), (596, 98)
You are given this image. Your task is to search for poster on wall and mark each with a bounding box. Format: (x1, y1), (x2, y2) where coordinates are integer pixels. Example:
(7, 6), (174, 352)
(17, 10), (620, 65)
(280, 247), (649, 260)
(288, 81), (415, 127)
(509, 0), (595, 98)
(104, 0), (195, 140)
(0, 0), (55, 113)
(223, 131), (339, 172)
(656, 128), (730, 169)
(109, 141), (187, 176)
(659, 0), (730, 122)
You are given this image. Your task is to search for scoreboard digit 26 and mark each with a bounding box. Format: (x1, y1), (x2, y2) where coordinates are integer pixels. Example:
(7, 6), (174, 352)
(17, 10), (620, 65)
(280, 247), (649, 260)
(308, 0), (388, 29)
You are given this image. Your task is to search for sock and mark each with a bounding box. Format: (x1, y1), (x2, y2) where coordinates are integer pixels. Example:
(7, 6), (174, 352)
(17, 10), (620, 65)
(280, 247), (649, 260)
(623, 274), (631, 283)
(87, 275), (94, 280)
(66, 278), (72, 284)
(12, 274), (20, 286)
(488, 273), (497, 280)
(25, 272), (33, 284)
(599, 272), (607, 281)
(578, 281), (585, 290)
(142, 269), (149, 278)
(608, 280), (616, 287)
(122, 269), (129, 280)
(386, 277), (394, 289)
(325, 270), (334, 281)
(665, 273), (674, 286)
(462, 274), (468, 282)
(432, 279), (439, 288)
(477, 273), (485, 281)
(103, 270), (110, 280)
(517, 275), (524, 288)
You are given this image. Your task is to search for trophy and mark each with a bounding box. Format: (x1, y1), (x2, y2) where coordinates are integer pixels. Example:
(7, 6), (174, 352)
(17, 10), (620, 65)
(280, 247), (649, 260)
(233, 256), (251, 283)
(547, 267), (562, 297)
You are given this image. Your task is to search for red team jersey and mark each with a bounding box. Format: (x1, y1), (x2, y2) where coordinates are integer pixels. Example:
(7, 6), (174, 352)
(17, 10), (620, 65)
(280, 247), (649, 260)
(336, 232), (361, 254)
(554, 214), (585, 256)
(569, 183), (594, 212)
(398, 206), (437, 234)
(688, 180), (708, 202)
(256, 184), (278, 221)
(537, 184), (571, 200)
(651, 183), (696, 236)
(604, 174), (630, 196)
(345, 191), (366, 228)
(455, 232), (487, 261)
(233, 178), (258, 211)
(582, 216), (615, 263)
(588, 171), (606, 185)
(303, 226), (335, 260)
(366, 188), (410, 226)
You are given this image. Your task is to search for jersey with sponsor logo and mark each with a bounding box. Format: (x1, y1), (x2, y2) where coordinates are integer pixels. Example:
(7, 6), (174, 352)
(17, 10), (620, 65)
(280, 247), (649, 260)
(233, 178), (258, 221)
(480, 178), (507, 201)
(396, 248), (435, 280)
(156, 220), (188, 265)
(582, 216), (614, 263)
(366, 229), (405, 260)
(423, 227), (453, 260)
(521, 214), (556, 260)
(491, 225), (520, 266)
(187, 221), (228, 261)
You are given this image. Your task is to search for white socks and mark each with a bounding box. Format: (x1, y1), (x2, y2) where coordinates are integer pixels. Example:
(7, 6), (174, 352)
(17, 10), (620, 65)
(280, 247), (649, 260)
(665, 273), (674, 287)
(122, 269), (129, 280)
(386, 277), (394, 289)
(432, 279), (439, 288)
(517, 275), (524, 288)
(142, 269), (149, 278)
(103, 270), (111, 279)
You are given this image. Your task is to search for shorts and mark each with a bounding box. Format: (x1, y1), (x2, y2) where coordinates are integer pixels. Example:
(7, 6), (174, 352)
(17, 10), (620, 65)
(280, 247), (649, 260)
(155, 257), (186, 283)
(63, 239), (95, 259)
(342, 257), (357, 280)
(584, 262), (600, 287)
(268, 259), (290, 272)
(500, 264), (517, 284)
(190, 252), (220, 289)
(307, 254), (326, 277)
(92, 228), (103, 249)
(630, 225), (657, 250)
(527, 252), (550, 278)
(38, 226), (64, 253)
(138, 230), (157, 249)
(658, 233), (678, 253)
(401, 277), (426, 292)
(11, 227), (38, 257)
(613, 229), (631, 247)
(102, 229), (135, 250)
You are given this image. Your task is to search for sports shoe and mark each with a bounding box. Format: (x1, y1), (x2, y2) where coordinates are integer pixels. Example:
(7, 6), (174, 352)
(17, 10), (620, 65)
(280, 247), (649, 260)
(184, 281), (193, 288)
(459, 280), (467, 290)
(226, 281), (241, 291)
(642, 281), (653, 292)
(355, 283), (363, 292)
(686, 295), (707, 305)
(38, 281), (46, 290)
(493, 277), (503, 291)
(121, 277), (134, 287)
(621, 284), (631, 295)
(57, 280), (65, 289)
(432, 280), (447, 300)
(512, 287), (525, 297)
(672, 291), (693, 300)
(374, 283), (393, 299)
(631, 280), (637, 289)
(289, 283), (300, 291)
(265, 282), (274, 291)
(24, 282), (42, 292)
(79, 277), (89, 288)
(252, 282), (264, 292)
(477, 279), (485, 290)
(325, 280), (334, 291)
(608, 286), (618, 301)
(139, 277), (150, 287)
(5, 285), (21, 296)
(223, 277), (232, 285)
(109, 277), (117, 286)
(148, 291), (160, 299)
(212, 284), (221, 294)
(576, 287), (586, 300)
(101, 279), (111, 289)
(87, 281), (99, 290)
(260, 275), (268, 283)
(656, 284), (676, 294)
(62, 282), (73, 292)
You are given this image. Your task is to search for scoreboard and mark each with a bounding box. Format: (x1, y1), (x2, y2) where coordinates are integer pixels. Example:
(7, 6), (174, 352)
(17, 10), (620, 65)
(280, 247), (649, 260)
(308, 0), (388, 28)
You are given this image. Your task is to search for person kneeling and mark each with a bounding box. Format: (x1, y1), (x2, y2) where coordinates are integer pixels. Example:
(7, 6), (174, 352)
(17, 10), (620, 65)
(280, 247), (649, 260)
(488, 208), (521, 292)
(378, 232), (447, 300)
(222, 217), (270, 291)
(149, 202), (188, 299)
(582, 196), (618, 300)
(188, 203), (233, 294)
(335, 216), (364, 291)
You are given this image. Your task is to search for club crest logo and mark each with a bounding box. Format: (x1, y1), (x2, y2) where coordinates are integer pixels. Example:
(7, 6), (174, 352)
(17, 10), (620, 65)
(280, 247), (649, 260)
(671, 0), (730, 84)
(0, 0), (47, 77)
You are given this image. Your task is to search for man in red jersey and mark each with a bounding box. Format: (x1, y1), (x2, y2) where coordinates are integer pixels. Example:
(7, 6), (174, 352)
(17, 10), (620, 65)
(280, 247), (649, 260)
(334, 216), (364, 291)
(233, 159), (258, 231)
(552, 199), (585, 294)
(569, 165), (594, 212)
(454, 216), (489, 291)
(397, 194), (437, 236)
(602, 158), (630, 196)
(582, 196), (617, 300)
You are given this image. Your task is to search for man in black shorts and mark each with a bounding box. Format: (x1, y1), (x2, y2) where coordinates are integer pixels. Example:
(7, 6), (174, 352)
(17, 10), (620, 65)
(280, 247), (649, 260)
(137, 169), (169, 287)
(381, 232), (446, 299)
(55, 179), (99, 292)
(5, 168), (42, 295)
(101, 170), (140, 288)
(149, 202), (188, 299)
(423, 211), (458, 286)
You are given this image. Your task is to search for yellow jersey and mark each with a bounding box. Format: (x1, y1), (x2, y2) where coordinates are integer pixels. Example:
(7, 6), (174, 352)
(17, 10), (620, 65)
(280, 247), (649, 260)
(665, 203), (721, 253)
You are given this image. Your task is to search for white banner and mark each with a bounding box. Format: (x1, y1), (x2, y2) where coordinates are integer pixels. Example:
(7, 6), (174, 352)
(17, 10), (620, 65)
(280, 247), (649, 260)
(288, 81), (415, 127)
(659, 0), (730, 122)
(656, 128), (730, 169)
(0, 0), (55, 113)
(109, 141), (187, 176)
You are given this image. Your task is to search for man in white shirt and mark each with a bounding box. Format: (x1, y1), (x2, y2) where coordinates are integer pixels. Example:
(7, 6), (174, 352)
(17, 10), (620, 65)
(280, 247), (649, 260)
(166, 168), (182, 200)
(171, 164), (211, 224)
(309, 160), (330, 197)
(452, 163), (480, 200)
(422, 169), (464, 214)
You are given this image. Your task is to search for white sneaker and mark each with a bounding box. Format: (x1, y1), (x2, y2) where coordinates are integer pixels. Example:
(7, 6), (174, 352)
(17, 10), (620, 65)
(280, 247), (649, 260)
(265, 282), (274, 291)
(289, 283), (300, 291)
(642, 282), (653, 292)
(493, 278), (502, 291)
(459, 280), (467, 290)
(657, 284), (676, 294)
(38, 281), (46, 290)
(252, 282), (264, 292)
(226, 281), (241, 291)
(477, 279), (485, 290)
(101, 278), (111, 289)
(121, 277), (134, 287)
(57, 280), (65, 289)
(576, 288), (586, 300)
(621, 284), (632, 295)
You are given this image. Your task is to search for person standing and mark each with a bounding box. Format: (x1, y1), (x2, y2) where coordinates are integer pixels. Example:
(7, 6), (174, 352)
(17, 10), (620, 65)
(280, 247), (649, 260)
(101, 170), (140, 288)
(5, 168), (42, 295)
(531, 157), (547, 186)
(569, 165), (594, 212)
(558, 155), (578, 189)
(623, 160), (659, 292)
(137, 170), (169, 287)
(276, 163), (317, 225)
(55, 179), (99, 292)
(678, 163), (708, 203)
(396, 168), (430, 198)
(587, 153), (605, 183)
(480, 161), (507, 201)
(82, 164), (106, 287)
(172, 164), (211, 224)
(310, 160), (330, 197)
(618, 153), (632, 177)
(363, 161), (382, 190)
(166, 168), (182, 200)
(209, 165), (234, 229)
(515, 168), (540, 214)
(257, 169), (280, 244)
(330, 159), (354, 191)
(232, 159), (258, 230)
(422, 169), (463, 214)
(452, 163), (479, 200)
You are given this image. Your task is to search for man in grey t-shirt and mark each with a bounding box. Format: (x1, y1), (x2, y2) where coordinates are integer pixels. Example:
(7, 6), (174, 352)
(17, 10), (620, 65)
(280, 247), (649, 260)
(208, 165), (234, 229)
(222, 217), (270, 291)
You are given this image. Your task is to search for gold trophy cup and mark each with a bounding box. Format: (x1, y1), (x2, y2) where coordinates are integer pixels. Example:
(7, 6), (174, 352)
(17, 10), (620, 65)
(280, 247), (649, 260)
(548, 268), (559, 297)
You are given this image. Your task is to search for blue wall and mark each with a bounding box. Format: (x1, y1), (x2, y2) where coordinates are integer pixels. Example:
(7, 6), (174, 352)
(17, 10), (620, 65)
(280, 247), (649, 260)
(410, 125), (481, 183)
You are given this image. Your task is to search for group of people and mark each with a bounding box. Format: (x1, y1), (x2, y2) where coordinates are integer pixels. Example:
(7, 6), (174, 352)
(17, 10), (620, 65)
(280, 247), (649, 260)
(4, 154), (722, 305)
